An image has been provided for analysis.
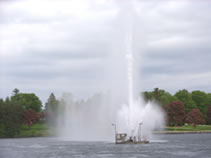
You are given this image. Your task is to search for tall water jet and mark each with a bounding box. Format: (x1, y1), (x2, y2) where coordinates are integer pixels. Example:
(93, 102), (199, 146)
(115, 1), (165, 141)
(54, 0), (165, 142)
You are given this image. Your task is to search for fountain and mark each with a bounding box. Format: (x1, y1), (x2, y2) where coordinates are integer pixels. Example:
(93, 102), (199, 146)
(55, 0), (165, 142)
(113, 5), (165, 143)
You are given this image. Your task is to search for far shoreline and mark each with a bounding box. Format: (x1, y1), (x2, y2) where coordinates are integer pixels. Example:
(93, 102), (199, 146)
(1, 123), (211, 138)
(156, 131), (211, 134)
(1, 131), (211, 139)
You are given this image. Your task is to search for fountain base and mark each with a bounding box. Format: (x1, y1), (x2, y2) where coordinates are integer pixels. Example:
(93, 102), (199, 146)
(115, 133), (149, 144)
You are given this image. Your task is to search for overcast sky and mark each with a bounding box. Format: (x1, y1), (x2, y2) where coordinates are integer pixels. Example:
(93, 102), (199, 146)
(0, 0), (211, 104)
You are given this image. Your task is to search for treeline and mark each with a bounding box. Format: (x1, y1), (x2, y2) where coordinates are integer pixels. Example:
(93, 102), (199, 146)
(0, 89), (84, 137)
(0, 89), (44, 137)
(1, 88), (211, 137)
(142, 88), (211, 126)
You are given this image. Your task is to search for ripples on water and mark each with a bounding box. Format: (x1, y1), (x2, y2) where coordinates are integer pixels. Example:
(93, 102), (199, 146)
(0, 134), (211, 158)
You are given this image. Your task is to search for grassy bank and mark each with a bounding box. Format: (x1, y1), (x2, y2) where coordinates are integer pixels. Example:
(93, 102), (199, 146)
(163, 125), (211, 134)
(166, 125), (211, 131)
(18, 123), (55, 137)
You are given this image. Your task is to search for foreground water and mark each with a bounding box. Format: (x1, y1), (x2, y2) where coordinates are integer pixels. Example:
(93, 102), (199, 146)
(0, 134), (211, 158)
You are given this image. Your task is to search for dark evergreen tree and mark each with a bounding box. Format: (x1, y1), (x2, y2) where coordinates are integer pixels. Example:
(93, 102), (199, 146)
(13, 88), (20, 96)
(45, 93), (59, 125)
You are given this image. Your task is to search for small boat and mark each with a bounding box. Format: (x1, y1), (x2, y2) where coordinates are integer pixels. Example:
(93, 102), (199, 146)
(115, 133), (149, 144)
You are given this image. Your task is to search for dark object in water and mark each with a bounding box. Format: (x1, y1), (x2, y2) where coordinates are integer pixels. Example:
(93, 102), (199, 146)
(115, 133), (149, 144)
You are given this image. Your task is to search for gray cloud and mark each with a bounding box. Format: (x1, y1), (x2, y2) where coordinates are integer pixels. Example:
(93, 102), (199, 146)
(1, 0), (211, 103)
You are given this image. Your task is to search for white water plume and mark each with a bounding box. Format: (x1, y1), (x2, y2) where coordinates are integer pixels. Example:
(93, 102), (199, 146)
(56, 0), (165, 142)
(115, 3), (165, 140)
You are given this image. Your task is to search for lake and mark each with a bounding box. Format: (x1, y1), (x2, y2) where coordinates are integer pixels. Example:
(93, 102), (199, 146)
(0, 133), (211, 158)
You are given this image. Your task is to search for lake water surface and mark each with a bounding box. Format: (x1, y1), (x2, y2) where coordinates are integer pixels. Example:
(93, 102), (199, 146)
(0, 133), (211, 158)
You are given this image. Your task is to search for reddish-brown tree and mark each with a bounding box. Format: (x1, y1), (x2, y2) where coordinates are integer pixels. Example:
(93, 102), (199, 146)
(165, 101), (186, 126)
(206, 106), (211, 125)
(185, 108), (205, 126)
(24, 109), (40, 128)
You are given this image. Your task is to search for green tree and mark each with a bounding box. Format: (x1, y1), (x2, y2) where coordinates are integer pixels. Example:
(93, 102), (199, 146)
(160, 92), (178, 106)
(175, 89), (196, 113)
(45, 93), (59, 112)
(207, 93), (211, 105)
(5, 97), (10, 104)
(142, 91), (153, 102)
(142, 88), (177, 106)
(192, 91), (209, 116)
(11, 93), (42, 112)
(0, 101), (24, 137)
(0, 98), (3, 104)
(45, 93), (59, 125)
